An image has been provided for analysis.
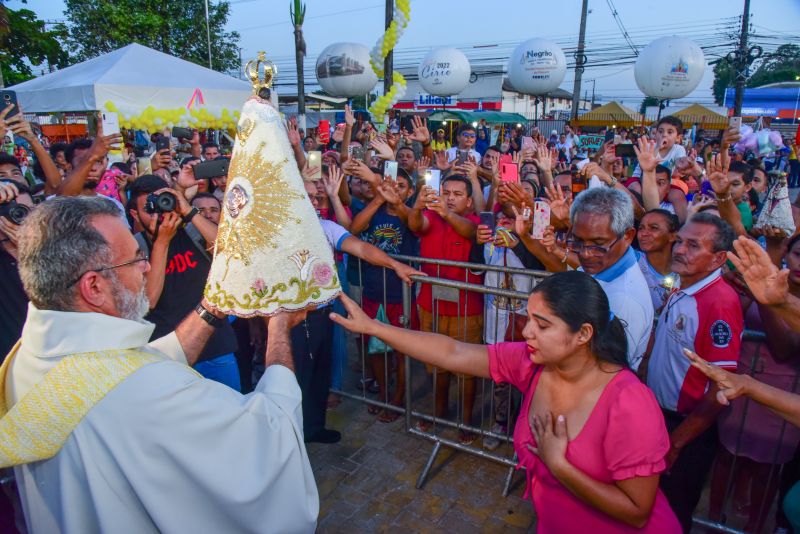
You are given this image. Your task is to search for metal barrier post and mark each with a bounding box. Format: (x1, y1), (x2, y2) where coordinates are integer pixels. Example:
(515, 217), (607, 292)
(403, 281), (413, 432)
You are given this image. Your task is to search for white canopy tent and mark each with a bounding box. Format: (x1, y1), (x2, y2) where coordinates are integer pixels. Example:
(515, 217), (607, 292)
(10, 43), (252, 122)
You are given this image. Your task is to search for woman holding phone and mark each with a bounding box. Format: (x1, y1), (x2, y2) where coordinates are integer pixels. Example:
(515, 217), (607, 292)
(331, 271), (679, 532)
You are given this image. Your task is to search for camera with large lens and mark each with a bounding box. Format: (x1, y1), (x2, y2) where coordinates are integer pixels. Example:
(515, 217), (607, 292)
(0, 200), (30, 225)
(144, 192), (176, 214)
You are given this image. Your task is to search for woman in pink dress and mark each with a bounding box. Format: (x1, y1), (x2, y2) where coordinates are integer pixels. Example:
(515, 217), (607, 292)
(332, 270), (680, 532)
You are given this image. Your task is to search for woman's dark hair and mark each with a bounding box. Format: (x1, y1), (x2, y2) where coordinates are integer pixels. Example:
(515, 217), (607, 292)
(530, 271), (628, 368)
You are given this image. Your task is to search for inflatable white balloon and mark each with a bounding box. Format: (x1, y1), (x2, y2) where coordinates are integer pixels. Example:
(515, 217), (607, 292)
(316, 42), (378, 97)
(634, 37), (706, 100)
(418, 47), (471, 97)
(507, 38), (567, 95)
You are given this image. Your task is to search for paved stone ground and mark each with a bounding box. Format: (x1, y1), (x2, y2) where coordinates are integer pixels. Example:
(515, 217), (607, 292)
(306, 394), (536, 533)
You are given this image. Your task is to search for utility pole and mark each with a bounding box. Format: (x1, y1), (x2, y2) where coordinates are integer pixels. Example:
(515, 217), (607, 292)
(590, 79), (596, 108)
(570, 0), (589, 120)
(384, 0), (394, 98)
(733, 0), (750, 116)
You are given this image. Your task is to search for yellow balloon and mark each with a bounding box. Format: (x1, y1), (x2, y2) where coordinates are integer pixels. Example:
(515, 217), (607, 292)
(104, 101), (118, 112)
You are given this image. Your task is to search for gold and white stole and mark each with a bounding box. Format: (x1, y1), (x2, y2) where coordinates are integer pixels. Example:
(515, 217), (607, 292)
(0, 343), (163, 468)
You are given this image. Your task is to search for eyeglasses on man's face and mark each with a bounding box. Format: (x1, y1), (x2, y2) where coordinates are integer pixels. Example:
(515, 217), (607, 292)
(565, 236), (620, 258)
(67, 250), (149, 287)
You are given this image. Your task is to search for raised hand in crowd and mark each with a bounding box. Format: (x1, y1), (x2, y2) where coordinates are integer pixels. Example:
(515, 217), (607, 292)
(375, 177), (402, 206)
(705, 153), (730, 199)
(406, 116), (431, 146)
(2, 106), (62, 193)
(415, 154), (430, 177)
(174, 158), (202, 190)
(343, 158), (378, 185)
(286, 116), (306, 171)
(533, 143), (554, 188)
(727, 236), (794, 312)
(634, 136), (662, 173)
(433, 150), (451, 172)
(685, 194), (717, 221)
(370, 136), (395, 161)
(499, 181), (534, 211)
(287, 116), (301, 146)
(453, 158), (484, 212)
(543, 183), (571, 230)
(635, 136), (663, 212)
(705, 153), (748, 236)
(684, 348), (800, 429)
(320, 164), (352, 230)
(57, 122), (122, 196)
(150, 145), (172, 172)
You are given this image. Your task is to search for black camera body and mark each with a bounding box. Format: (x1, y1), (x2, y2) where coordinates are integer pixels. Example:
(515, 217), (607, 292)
(0, 200), (30, 225)
(144, 192), (176, 214)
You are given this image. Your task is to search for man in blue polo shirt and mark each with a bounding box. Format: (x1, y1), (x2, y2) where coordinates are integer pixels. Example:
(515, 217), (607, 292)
(568, 187), (654, 371)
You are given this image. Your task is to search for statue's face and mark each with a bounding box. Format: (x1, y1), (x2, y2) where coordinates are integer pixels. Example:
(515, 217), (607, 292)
(226, 184), (249, 219)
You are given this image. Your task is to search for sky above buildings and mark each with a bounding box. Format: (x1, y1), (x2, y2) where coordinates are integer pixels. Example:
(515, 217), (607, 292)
(11, 0), (800, 106)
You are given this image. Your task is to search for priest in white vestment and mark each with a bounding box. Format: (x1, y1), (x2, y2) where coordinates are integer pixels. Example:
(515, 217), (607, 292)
(0, 196), (318, 533)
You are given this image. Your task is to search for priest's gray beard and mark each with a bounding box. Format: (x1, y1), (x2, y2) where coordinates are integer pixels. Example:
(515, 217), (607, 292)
(110, 274), (150, 323)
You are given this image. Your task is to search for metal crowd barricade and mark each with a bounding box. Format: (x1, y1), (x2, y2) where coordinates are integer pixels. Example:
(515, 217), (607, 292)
(331, 253), (550, 493)
(692, 329), (798, 534)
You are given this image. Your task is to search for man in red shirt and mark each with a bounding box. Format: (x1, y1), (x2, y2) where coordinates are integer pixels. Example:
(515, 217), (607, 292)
(408, 174), (482, 443)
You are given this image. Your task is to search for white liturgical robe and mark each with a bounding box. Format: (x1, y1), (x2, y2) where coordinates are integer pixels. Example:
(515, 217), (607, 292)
(4, 305), (319, 534)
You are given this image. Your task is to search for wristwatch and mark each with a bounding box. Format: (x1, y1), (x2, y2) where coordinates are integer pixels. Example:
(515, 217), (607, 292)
(195, 303), (225, 328)
(182, 207), (199, 224)
(608, 176), (618, 188)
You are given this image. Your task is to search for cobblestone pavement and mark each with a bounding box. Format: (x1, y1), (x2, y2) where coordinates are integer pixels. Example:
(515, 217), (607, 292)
(306, 395), (536, 533)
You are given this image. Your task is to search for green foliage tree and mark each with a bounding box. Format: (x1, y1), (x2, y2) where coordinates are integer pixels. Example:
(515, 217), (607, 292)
(711, 58), (735, 106)
(747, 44), (800, 88)
(0, 2), (71, 86)
(639, 96), (659, 115)
(711, 44), (800, 105)
(61, 0), (241, 73)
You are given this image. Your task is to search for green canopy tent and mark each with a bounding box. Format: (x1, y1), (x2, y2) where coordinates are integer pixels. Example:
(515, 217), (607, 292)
(427, 110), (528, 125)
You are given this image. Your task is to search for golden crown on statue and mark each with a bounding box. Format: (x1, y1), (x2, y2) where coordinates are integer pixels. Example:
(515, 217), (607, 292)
(245, 52), (278, 96)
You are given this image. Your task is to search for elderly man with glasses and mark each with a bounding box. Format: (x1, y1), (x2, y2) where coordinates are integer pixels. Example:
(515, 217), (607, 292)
(568, 187), (654, 371)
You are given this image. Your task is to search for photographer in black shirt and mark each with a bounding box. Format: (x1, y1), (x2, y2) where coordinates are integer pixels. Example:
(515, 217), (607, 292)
(127, 171), (240, 390)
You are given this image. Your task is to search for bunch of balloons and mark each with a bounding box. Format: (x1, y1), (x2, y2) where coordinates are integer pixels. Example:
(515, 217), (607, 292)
(103, 101), (240, 132)
(367, 0), (410, 120)
(734, 124), (785, 157)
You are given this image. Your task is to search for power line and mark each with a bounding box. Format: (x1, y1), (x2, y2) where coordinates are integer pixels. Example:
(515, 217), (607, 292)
(605, 0), (638, 56)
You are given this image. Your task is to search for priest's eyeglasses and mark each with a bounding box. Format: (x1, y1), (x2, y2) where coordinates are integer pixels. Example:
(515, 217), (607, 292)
(67, 250), (150, 287)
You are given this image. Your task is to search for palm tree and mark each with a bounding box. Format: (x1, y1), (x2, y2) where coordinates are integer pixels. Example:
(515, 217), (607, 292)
(290, 0), (306, 121)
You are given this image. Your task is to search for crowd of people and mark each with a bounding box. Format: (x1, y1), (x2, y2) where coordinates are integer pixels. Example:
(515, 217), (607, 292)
(2, 97), (800, 533)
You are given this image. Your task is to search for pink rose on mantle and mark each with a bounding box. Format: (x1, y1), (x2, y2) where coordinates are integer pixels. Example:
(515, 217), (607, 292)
(252, 278), (266, 292)
(311, 263), (334, 287)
